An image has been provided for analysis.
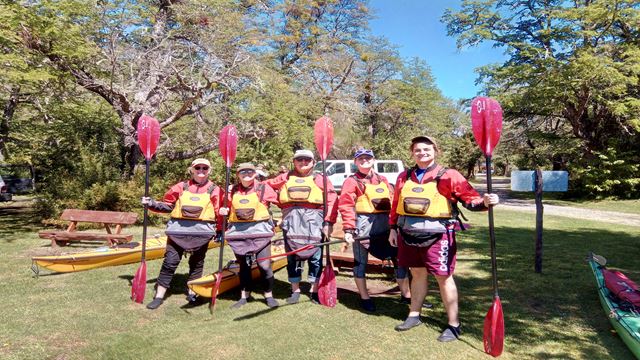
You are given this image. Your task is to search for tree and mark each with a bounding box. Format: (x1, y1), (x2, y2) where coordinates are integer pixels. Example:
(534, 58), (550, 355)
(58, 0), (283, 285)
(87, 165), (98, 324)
(443, 0), (640, 197)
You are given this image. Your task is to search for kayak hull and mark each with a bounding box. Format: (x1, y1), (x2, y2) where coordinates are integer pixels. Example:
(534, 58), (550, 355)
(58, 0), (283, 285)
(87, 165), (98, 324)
(188, 246), (287, 298)
(588, 253), (640, 359)
(31, 237), (221, 273)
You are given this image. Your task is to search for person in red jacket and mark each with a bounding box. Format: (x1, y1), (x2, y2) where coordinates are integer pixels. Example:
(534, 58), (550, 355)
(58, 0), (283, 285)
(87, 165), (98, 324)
(218, 162), (280, 309)
(142, 158), (223, 310)
(266, 149), (338, 304)
(389, 136), (499, 342)
(338, 148), (410, 312)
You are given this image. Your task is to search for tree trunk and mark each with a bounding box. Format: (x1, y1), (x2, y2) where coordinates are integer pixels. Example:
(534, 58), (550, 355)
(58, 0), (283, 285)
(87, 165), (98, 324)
(1, 87), (19, 162)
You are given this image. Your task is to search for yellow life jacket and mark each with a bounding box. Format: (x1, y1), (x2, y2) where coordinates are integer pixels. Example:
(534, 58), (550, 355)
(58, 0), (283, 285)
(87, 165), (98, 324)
(279, 174), (324, 205)
(229, 184), (271, 222)
(170, 182), (217, 221)
(396, 168), (453, 219)
(353, 174), (392, 214)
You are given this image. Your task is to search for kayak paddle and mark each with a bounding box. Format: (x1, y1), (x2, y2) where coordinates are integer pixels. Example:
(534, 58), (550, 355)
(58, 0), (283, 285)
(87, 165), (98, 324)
(471, 96), (504, 357)
(210, 124), (237, 313)
(132, 114), (161, 303)
(314, 115), (337, 307)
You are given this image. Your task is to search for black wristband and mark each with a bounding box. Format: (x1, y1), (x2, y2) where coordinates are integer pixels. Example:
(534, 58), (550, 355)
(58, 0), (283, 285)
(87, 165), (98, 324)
(390, 224), (398, 230)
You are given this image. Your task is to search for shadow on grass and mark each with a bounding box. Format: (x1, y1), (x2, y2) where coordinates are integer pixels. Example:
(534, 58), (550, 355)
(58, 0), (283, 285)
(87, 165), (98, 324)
(0, 198), (41, 242)
(454, 223), (639, 359)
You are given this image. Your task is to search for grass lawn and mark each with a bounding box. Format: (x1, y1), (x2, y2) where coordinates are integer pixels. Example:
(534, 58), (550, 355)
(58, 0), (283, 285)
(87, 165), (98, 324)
(1, 202), (639, 359)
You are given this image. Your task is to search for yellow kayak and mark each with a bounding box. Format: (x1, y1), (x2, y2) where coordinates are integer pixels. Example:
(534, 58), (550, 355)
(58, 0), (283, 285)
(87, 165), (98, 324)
(31, 237), (221, 274)
(188, 244), (287, 298)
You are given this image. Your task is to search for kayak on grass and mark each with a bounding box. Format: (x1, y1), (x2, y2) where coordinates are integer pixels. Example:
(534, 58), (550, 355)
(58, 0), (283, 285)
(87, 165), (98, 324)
(588, 252), (640, 359)
(187, 244), (287, 298)
(31, 237), (221, 274)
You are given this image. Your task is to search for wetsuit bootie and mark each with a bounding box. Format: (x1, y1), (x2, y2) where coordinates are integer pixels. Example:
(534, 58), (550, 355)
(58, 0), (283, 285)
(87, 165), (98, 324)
(394, 316), (422, 331)
(231, 298), (248, 309)
(146, 297), (164, 310)
(360, 298), (376, 312)
(266, 297), (279, 308)
(398, 295), (411, 304)
(286, 292), (301, 304)
(310, 292), (320, 304)
(437, 324), (461, 342)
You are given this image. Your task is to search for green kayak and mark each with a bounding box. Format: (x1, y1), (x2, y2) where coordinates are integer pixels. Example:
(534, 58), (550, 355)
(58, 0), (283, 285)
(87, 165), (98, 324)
(588, 253), (640, 359)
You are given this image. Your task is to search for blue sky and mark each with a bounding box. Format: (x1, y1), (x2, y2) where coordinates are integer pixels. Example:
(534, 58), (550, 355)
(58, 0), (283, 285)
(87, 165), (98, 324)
(369, 0), (505, 101)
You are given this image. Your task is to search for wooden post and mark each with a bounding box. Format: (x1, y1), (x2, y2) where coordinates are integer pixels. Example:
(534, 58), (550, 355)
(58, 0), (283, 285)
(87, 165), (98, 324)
(534, 168), (544, 273)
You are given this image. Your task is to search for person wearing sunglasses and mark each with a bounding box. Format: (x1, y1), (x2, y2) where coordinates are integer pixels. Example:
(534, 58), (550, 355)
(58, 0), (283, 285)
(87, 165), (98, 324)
(338, 148), (411, 312)
(141, 158), (223, 310)
(266, 149), (338, 305)
(389, 136), (499, 342)
(218, 162), (280, 309)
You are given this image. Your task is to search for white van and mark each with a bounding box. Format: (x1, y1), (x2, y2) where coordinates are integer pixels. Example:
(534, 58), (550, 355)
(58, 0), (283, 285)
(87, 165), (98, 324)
(314, 160), (405, 192)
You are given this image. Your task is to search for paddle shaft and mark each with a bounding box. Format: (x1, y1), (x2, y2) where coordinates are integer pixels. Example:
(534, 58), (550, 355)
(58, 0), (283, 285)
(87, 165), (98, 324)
(321, 160), (331, 265)
(256, 238), (346, 262)
(217, 166), (231, 282)
(485, 156), (499, 297)
(141, 158), (150, 261)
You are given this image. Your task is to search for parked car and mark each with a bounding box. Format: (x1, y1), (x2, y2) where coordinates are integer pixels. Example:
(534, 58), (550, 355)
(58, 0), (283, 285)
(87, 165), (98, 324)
(0, 164), (35, 194)
(0, 175), (12, 202)
(314, 159), (405, 192)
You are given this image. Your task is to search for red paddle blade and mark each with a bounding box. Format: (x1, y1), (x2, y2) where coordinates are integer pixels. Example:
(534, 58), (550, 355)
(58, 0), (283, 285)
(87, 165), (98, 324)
(318, 262), (337, 307)
(471, 97), (503, 157)
(131, 261), (147, 303)
(483, 296), (505, 357)
(209, 272), (223, 312)
(219, 125), (238, 167)
(137, 115), (161, 160)
(314, 116), (334, 161)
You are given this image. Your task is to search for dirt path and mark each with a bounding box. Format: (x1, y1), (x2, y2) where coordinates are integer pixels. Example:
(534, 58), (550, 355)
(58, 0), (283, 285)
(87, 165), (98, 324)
(472, 175), (640, 227)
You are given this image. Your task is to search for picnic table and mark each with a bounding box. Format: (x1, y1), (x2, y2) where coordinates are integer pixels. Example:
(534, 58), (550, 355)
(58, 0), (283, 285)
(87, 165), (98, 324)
(38, 209), (138, 248)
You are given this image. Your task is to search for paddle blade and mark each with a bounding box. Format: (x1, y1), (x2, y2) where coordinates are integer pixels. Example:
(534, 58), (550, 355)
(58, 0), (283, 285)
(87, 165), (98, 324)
(318, 261), (337, 307)
(137, 114), (161, 160)
(471, 97), (503, 157)
(131, 261), (147, 303)
(314, 115), (334, 161)
(209, 272), (223, 312)
(483, 296), (505, 357)
(219, 125), (238, 167)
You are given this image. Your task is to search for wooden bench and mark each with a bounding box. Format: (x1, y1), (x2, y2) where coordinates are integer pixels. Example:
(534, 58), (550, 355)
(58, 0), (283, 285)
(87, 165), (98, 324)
(38, 209), (138, 247)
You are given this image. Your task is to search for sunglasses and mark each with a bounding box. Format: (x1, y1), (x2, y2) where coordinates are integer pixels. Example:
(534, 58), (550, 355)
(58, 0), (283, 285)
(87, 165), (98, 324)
(294, 157), (313, 162)
(238, 169), (255, 175)
(194, 166), (209, 171)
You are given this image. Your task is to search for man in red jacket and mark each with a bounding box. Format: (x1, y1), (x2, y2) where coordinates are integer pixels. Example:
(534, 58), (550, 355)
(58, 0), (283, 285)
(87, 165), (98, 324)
(389, 136), (499, 342)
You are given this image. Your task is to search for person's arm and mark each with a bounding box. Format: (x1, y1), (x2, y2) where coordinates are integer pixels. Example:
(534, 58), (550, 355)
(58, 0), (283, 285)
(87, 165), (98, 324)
(143, 182), (182, 213)
(265, 173), (287, 192)
(337, 177), (359, 231)
(260, 182), (279, 207)
(388, 171), (407, 247)
(317, 174), (339, 223)
(441, 170), (493, 211)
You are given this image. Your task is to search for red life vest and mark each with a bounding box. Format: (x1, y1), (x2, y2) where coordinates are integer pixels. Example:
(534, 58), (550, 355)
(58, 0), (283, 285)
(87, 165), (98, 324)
(603, 268), (640, 308)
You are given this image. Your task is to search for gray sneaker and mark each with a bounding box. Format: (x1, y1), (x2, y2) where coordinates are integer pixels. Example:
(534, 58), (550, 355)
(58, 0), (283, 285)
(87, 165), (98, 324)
(146, 297), (164, 310)
(394, 316), (422, 331)
(266, 297), (279, 308)
(231, 298), (248, 309)
(286, 292), (301, 304)
(437, 324), (461, 342)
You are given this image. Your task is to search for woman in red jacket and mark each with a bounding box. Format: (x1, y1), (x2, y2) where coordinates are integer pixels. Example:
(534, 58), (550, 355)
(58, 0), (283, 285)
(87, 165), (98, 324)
(142, 158), (222, 310)
(338, 148), (410, 312)
(219, 163), (280, 309)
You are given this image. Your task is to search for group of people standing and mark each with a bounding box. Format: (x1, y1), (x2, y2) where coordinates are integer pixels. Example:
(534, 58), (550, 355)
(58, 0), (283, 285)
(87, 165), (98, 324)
(140, 135), (499, 343)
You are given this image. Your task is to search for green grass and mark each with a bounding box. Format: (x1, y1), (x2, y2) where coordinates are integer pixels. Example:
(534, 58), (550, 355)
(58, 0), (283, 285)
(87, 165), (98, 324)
(1, 202), (639, 359)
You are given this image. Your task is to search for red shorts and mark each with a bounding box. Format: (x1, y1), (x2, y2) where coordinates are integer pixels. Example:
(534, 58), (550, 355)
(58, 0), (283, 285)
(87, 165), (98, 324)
(397, 231), (457, 276)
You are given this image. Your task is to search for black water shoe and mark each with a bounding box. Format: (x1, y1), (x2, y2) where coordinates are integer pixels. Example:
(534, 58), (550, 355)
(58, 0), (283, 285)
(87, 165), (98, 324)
(310, 292), (320, 304)
(437, 324), (461, 342)
(399, 295), (411, 304)
(146, 297), (164, 310)
(360, 298), (376, 312)
(394, 316), (422, 331)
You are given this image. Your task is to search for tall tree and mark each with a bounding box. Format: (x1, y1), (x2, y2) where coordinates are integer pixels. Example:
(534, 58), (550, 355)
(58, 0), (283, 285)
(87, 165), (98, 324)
(443, 0), (640, 196)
